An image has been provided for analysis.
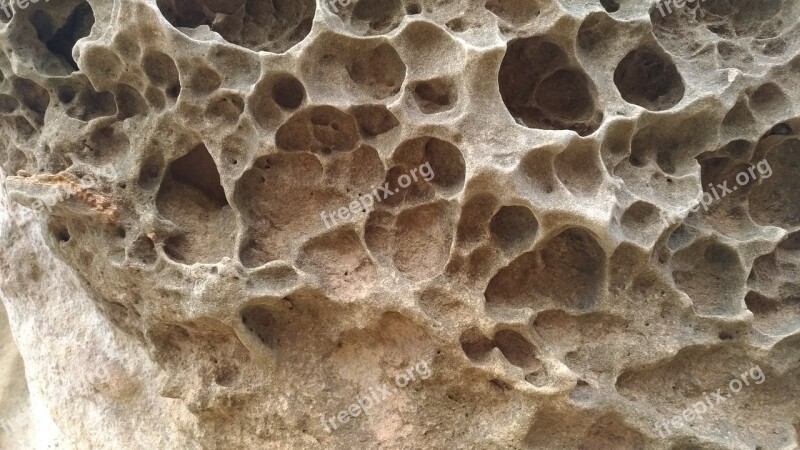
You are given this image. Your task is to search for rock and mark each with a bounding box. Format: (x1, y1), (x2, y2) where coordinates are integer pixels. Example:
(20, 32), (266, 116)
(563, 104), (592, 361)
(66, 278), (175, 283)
(0, 0), (798, 448)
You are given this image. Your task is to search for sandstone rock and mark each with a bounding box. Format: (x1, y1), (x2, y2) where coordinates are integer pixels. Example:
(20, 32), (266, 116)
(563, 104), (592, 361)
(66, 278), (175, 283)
(0, 0), (798, 448)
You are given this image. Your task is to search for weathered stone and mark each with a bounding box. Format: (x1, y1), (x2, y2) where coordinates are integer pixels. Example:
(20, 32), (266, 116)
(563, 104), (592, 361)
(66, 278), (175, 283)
(0, 0), (798, 448)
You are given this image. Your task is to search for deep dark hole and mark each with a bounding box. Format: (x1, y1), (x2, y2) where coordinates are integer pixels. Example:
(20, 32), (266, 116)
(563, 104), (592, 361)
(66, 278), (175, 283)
(55, 227), (71, 243)
(767, 123), (793, 136)
(58, 88), (75, 104)
(600, 0), (620, 12)
(166, 84), (181, 99)
(44, 2), (95, 71)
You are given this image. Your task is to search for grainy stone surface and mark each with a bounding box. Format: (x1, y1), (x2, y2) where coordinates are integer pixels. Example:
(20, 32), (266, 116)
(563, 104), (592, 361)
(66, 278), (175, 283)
(0, 0), (798, 448)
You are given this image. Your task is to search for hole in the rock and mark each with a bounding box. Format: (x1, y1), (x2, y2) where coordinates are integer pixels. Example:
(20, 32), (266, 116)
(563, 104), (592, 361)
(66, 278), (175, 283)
(143, 51), (180, 92)
(206, 93), (245, 123)
(138, 155), (163, 189)
(485, 228), (606, 309)
(249, 79), (281, 130)
(755, 37), (787, 57)
(8, 116), (35, 140)
(87, 125), (129, 162)
(459, 328), (493, 361)
(519, 148), (560, 195)
(666, 224), (691, 251)
(114, 84), (147, 119)
(554, 141), (604, 195)
(722, 97), (757, 137)
(406, 3), (421, 14)
(12, 78), (50, 125)
(672, 239), (745, 316)
(352, 0), (403, 33)
(489, 378), (513, 390)
(620, 201), (661, 240)
(749, 140), (800, 229)
(187, 65), (222, 94)
(163, 235), (189, 263)
(0, 95), (19, 114)
(157, 150), (235, 268)
(34, 1), (95, 71)
(455, 193), (498, 246)
(622, 201), (659, 228)
(155, 0), (207, 28)
(240, 305), (279, 348)
(535, 70), (594, 120)
(744, 291), (779, 315)
(296, 229), (377, 298)
(411, 78), (457, 114)
(235, 152), (340, 267)
(717, 41), (754, 69)
(213, 365), (239, 387)
(493, 330), (538, 369)
(350, 104), (399, 137)
(656, 151), (675, 174)
(167, 144), (228, 206)
(129, 235), (157, 265)
(271, 75), (305, 109)
(485, 0), (540, 25)
(165, 84), (181, 99)
(157, 0), (315, 53)
(779, 231), (800, 251)
(112, 32), (140, 60)
(57, 87), (76, 104)
(718, 330), (734, 340)
(499, 36), (601, 135)
(49, 221), (71, 243)
(68, 85), (117, 121)
(576, 12), (617, 55)
(722, 139), (752, 159)
(599, 0), (620, 12)
(613, 48), (684, 111)
(393, 202), (455, 280)
(768, 123), (793, 136)
(276, 105), (360, 154)
(485, 228), (605, 310)
(392, 137), (466, 194)
(706, 24), (733, 37)
(421, 141), (463, 189)
(347, 43), (406, 99)
(489, 205), (538, 248)
(525, 368), (547, 386)
(56, 228), (70, 243)
(445, 18), (468, 32)
(239, 236), (276, 269)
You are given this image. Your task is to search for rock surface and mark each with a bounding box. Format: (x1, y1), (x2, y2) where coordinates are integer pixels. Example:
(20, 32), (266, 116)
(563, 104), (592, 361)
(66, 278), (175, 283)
(0, 0), (799, 448)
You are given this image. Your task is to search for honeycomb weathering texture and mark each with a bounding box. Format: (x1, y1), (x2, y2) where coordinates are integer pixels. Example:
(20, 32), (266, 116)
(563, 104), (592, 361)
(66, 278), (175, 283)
(0, 0), (797, 448)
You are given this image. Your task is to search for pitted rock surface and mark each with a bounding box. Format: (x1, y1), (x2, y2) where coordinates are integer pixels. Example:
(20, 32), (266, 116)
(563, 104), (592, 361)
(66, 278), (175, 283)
(0, 0), (799, 448)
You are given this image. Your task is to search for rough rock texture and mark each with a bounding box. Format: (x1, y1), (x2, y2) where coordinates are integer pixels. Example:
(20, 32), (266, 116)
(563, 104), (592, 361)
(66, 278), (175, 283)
(0, 0), (799, 449)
